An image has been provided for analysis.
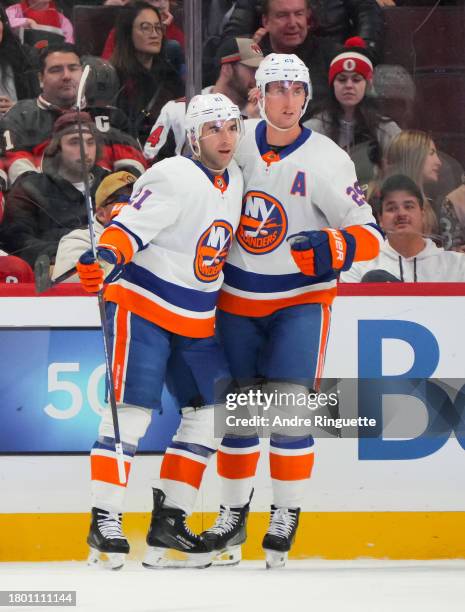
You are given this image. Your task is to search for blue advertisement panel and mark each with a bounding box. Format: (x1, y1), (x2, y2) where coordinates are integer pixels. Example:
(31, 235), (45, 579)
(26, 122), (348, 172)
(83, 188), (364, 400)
(0, 328), (180, 453)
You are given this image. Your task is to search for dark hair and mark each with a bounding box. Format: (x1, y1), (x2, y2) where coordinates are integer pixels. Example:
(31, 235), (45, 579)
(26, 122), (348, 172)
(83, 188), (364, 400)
(0, 7), (33, 85)
(38, 43), (81, 73)
(309, 81), (389, 167)
(111, 2), (163, 77)
(379, 174), (424, 211)
(43, 119), (102, 174)
(261, 0), (310, 15)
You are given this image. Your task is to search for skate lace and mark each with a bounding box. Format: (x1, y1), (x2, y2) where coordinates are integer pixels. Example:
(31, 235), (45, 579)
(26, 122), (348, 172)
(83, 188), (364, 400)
(97, 512), (125, 540)
(207, 506), (241, 536)
(182, 518), (198, 539)
(267, 508), (296, 539)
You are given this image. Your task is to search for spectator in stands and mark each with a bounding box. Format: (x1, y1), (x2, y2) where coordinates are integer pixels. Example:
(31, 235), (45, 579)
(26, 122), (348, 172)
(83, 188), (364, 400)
(371, 64), (416, 130)
(0, 7), (40, 116)
(102, 0), (185, 78)
(305, 37), (400, 192)
(109, 1), (184, 144)
(144, 36), (264, 161)
(381, 130), (442, 238)
(1, 43), (146, 185)
(221, 0), (384, 64)
(0, 249), (34, 283)
(103, 0), (184, 53)
(6, 0), (74, 43)
(0, 112), (108, 267)
(253, 0), (339, 106)
(341, 174), (465, 283)
(52, 170), (136, 282)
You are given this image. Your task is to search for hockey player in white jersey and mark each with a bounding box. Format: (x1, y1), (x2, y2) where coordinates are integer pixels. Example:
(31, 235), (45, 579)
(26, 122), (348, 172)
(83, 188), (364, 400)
(76, 93), (244, 569)
(143, 37), (264, 161)
(201, 54), (384, 568)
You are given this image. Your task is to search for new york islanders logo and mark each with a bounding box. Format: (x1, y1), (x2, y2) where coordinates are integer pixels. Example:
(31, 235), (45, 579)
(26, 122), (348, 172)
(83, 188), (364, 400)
(237, 191), (288, 255)
(194, 220), (234, 283)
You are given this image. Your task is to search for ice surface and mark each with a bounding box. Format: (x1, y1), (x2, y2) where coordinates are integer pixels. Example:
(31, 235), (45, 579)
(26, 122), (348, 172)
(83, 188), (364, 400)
(1, 560), (465, 612)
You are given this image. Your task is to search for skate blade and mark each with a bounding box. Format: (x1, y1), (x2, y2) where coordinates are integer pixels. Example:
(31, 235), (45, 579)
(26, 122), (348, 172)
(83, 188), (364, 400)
(142, 546), (212, 569)
(212, 545), (242, 567)
(264, 548), (288, 569)
(87, 546), (126, 571)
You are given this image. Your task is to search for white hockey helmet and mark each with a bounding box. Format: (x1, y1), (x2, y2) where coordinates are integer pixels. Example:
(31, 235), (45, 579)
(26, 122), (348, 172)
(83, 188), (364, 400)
(255, 53), (312, 125)
(185, 93), (243, 158)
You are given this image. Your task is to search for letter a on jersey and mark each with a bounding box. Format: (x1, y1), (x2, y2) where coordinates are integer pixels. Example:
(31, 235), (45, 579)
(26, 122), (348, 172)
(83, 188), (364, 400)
(291, 171), (306, 196)
(194, 220), (234, 282)
(237, 190), (288, 255)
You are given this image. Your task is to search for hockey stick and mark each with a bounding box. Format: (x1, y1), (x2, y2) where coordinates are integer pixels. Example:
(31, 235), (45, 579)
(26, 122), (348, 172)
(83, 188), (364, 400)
(245, 204), (275, 237)
(34, 254), (77, 293)
(77, 65), (126, 485)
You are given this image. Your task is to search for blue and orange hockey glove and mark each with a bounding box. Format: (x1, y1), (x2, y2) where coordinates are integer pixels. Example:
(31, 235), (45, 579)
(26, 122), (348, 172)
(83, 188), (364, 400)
(76, 245), (125, 293)
(288, 228), (356, 276)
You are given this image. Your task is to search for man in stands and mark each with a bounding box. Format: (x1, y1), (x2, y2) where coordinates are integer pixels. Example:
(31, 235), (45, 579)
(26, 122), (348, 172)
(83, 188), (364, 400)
(1, 43), (145, 185)
(52, 170), (137, 282)
(144, 37), (263, 161)
(0, 112), (107, 268)
(341, 174), (465, 282)
(222, 0), (383, 63)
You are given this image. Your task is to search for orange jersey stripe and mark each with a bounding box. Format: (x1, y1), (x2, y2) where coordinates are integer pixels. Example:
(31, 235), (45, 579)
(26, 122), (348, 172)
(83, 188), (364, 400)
(315, 303), (331, 389)
(160, 453), (206, 489)
(218, 287), (337, 318)
(269, 452), (314, 481)
(105, 285), (215, 338)
(345, 225), (381, 262)
(91, 454), (131, 487)
(112, 306), (129, 402)
(100, 226), (135, 264)
(217, 450), (260, 479)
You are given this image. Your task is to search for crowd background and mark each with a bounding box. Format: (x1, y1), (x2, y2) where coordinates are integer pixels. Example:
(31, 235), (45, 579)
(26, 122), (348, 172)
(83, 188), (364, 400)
(0, 0), (464, 283)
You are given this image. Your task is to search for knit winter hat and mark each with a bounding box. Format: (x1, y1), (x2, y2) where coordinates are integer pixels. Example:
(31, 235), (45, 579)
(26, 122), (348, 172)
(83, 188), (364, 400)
(329, 37), (374, 85)
(52, 111), (94, 136)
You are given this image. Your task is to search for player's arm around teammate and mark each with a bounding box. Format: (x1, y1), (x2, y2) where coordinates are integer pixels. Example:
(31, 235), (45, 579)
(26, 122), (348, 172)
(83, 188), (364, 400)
(203, 54), (384, 569)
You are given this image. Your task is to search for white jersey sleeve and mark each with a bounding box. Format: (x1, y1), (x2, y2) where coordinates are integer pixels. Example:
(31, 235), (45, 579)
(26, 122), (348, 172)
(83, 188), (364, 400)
(143, 99), (187, 160)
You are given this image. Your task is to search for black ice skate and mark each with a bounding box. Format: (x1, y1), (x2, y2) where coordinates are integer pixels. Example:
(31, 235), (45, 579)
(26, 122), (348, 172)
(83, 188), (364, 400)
(262, 505), (300, 569)
(201, 491), (253, 566)
(143, 488), (212, 569)
(87, 507), (130, 570)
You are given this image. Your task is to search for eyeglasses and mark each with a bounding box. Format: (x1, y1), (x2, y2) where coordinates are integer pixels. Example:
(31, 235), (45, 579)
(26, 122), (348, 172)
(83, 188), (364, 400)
(136, 22), (163, 36)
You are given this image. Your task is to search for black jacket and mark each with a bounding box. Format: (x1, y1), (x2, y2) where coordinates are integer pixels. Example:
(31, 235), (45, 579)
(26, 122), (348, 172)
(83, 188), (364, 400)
(0, 97), (146, 184)
(9, 44), (41, 101)
(0, 166), (108, 267)
(115, 55), (185, 146)
(223, 0), (384, 63)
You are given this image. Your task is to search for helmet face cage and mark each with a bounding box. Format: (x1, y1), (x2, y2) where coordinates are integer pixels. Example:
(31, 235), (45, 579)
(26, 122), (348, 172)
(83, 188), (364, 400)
(255, 53), (313, 121)
(186, 94), (243, 159)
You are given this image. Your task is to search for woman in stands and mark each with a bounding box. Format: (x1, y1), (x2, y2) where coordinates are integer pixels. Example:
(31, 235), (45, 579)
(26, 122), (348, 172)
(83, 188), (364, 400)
(305, 37), (401, 193)
(0, 7), (40, 116)
(384, 129), (465, 251)
(109, 1), (184, 145)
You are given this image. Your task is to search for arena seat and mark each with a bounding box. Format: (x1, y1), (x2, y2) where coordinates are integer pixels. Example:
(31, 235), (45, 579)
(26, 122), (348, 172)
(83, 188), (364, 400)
(73, 5), (122, 56)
